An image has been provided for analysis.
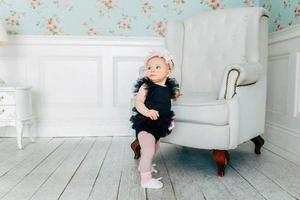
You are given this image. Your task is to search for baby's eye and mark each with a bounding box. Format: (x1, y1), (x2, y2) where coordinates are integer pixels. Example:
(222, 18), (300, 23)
(147, 66), (151, 70)
(156, 65), (161, 69)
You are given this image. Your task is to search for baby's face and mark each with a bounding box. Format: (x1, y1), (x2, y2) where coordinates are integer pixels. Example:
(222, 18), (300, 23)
(146, 57), (171, 84)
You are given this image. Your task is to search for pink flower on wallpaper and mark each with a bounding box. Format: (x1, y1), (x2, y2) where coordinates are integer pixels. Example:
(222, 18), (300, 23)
(155, 20), (166, 36)
(243, 0), (254, 7)
(97, 0), (119, 15)
(201, 0), (222, 10)
(117, 15), (136, 30)
(142, 1), (154, 14)
(4, 11), (24, 35)
(5, 11), (24, 26)
(146, 19), (167, 37)
(104, 0), (114, 8)
(82, 19), (102, 35)
(37, 16), (64, 35)
(295, 7), (300, 17)
(47, 17), (59, 33)
(6, 17), (18, 26)
(118, 20), (130, 30)
(274, 19), (283, 31)
(30, 0), (43, 9)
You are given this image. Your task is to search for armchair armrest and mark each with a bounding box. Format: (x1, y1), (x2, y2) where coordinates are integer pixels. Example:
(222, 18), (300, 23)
(218, 62), (263, 100)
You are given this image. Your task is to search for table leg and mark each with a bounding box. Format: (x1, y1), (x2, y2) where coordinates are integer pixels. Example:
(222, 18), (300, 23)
(29, 120), (35, 142)
(16, 121), (24, 149)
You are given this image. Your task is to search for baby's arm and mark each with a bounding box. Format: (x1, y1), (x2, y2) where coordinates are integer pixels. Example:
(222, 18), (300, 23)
(169, 78), (183, 100)
(135, 84), (159, 120)
(175, 90), (183, 98)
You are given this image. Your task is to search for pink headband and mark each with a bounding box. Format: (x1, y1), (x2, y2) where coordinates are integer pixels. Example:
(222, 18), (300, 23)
(144, 49), (174, 69)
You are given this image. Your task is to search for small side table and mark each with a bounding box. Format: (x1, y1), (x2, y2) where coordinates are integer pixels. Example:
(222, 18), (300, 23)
(0, 86), (34, 149)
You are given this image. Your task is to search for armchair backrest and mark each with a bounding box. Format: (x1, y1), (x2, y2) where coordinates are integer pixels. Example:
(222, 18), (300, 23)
(166, 7), (268, 98)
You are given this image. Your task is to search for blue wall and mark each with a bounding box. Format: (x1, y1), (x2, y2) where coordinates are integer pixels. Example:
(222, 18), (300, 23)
(0, 0), (259, 36)
(260, 0), (300, 32)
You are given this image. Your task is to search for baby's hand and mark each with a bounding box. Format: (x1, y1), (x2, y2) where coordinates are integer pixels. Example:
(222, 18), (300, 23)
(174, 90), (183, 100)
(146, 109), (159, 120)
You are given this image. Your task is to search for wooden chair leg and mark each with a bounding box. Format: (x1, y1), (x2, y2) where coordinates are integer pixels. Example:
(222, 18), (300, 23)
(130, 139), (141, 160)
(212, 150), (230, 177)
(251, 136), (265, 154)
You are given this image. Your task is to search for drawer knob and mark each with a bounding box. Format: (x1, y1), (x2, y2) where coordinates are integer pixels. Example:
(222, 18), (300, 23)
(0, 109), (4, 114)
(0, 96), (4, 101)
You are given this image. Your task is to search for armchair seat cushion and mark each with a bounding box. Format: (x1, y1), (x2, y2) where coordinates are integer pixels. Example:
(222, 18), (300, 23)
(172, 93), (228, 126)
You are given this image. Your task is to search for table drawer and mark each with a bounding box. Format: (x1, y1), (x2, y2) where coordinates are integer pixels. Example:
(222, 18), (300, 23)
(0, 106), (16, 120)
(0, 92), (15, 105)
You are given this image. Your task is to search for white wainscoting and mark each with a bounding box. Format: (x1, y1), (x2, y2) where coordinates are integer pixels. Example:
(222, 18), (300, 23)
(265, 24), (300, 164)
(0, 35), (164, 137)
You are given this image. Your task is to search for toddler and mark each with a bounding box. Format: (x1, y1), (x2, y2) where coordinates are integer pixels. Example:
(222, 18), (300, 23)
(130, 49), (182, 189)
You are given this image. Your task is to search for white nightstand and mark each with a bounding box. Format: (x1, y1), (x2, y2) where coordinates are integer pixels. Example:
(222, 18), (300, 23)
(0, 86), (34, 149)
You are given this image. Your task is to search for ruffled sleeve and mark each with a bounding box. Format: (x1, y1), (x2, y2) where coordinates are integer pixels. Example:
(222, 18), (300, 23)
(132, 77), (146, 94)
(132, 77), (156, 95)
(131, 77), (155, 113)
(166, 78), (180, 99)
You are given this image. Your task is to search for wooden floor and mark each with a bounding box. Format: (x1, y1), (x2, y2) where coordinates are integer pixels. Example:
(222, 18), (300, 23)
(0, 137), (299, 200)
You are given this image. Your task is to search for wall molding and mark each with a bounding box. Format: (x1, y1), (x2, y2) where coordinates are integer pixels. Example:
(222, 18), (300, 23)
(6, 35), (165, 47)
(38, 55), (103, 108)
(266, 24), (300, 162)
(266, 121), (300, 137)
(0, 35), (164, 137)
(112, 56), (144, 107)
(266, 53), (290, 115)
(294, 52), (300, 118)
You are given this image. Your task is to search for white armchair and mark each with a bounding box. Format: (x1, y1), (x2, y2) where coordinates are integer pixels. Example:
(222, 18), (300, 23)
(161, 7), (269, 176)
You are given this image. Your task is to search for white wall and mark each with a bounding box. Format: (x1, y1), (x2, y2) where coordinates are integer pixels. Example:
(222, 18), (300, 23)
(264, 24), (300, 164)
(2, 29), (300, 164)
(0, 36), (164, 137)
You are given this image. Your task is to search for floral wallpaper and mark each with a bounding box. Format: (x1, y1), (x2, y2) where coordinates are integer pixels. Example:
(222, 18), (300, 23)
(0, 0), (260, 37)
(260, 0), (300, 32)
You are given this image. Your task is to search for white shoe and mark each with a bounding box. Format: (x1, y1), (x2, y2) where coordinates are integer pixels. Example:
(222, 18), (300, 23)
(141, 177), (163, 189)
(138, 164), (158, 174)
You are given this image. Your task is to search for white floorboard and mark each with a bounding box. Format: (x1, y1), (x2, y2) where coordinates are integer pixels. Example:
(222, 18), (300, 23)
(88, 137), (124, 200)
(59, 137), (111, 200)
(1, 138), (81, 200)
(147, 150), (177, 200)
(230, 145), (295, 200)
(0, 138), (63, 198)
(30, 137), (96, 200)
(117, 138), (146, 200)
(160, 144), (207, 200)
(0, 137), (299, 200)
(0, 138), (51, 176)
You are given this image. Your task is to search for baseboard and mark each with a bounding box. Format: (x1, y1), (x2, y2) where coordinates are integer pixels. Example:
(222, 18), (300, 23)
(264, 121), (300, 166)
(0, 121), (135, 137)
(264, 141), (300, 166)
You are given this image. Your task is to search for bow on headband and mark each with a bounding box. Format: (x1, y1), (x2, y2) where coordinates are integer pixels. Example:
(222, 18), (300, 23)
(144, 49), (174, 69)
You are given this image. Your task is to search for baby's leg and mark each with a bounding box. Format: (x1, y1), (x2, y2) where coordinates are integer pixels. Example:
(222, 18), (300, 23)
(138, 131), (156, 183)
(155, 138), (161, 153)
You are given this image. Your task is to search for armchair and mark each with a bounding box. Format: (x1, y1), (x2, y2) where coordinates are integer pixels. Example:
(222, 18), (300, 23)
(161, 7), (269, 176)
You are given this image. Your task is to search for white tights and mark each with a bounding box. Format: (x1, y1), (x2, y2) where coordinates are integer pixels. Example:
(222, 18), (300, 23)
(138, 131), (161, 183)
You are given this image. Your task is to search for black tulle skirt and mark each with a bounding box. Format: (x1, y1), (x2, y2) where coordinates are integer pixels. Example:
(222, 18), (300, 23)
(130, 111), (175, 142)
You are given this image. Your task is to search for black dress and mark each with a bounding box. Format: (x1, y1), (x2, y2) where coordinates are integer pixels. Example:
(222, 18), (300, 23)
(130, 77), (179, 142)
